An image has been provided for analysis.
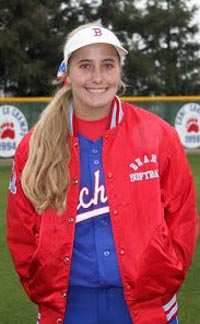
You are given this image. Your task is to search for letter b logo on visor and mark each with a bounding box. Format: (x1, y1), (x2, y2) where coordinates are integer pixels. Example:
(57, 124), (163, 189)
(92, 27), (103, 36)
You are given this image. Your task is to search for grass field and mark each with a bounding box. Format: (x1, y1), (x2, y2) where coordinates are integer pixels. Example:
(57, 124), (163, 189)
(0, 154), (199, 323)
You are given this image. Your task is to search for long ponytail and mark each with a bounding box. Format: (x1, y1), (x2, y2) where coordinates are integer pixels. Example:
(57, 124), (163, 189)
(21, 86), (72, 214)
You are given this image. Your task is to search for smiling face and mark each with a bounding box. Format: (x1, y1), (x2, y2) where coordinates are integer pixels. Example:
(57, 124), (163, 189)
(67, 43), (121, 120)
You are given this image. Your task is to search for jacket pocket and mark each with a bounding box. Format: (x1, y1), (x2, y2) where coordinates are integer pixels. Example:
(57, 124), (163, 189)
(137, 223), (184, 300)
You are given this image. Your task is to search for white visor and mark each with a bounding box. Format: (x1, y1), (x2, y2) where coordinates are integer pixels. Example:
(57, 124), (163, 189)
(63, 25), (128, 68)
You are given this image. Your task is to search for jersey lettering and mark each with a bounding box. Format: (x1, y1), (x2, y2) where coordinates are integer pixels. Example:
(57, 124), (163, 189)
(129, 153), (158, 171)
(77, 169), (107, 210)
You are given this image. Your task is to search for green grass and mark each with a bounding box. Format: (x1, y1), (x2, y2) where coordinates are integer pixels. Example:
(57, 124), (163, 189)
(0, 154), (199, 323)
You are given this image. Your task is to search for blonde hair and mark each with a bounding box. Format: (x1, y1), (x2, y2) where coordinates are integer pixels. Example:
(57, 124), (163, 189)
(21, 22), (123, 214)
(21, 86), (72, 214)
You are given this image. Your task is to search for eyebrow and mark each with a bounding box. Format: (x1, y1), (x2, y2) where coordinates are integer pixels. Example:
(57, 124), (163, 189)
(77, 59), (91, 64)
(77, 58), (117, 64)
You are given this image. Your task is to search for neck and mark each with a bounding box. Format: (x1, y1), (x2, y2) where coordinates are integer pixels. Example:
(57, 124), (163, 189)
(73, 102), (113, 121)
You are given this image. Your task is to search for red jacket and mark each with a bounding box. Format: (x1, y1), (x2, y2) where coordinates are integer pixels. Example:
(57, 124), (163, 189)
(7, 101), (199, 324)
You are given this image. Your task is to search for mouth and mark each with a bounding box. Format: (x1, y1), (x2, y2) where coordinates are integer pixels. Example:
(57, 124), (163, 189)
(85, 87), (107, 93)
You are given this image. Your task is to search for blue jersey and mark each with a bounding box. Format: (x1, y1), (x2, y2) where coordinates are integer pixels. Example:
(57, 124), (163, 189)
(69, 133), (122, 287)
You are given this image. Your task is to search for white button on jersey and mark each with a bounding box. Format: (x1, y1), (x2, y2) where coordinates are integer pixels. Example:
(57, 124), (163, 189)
(92, 148), (98, 154)
(94, 159), (100, 165)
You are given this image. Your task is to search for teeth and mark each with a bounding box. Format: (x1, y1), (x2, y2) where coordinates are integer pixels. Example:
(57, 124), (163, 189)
(87, 88), (106, 93)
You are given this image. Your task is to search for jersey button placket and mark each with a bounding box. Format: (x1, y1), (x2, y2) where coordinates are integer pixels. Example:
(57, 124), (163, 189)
(92, 148), (98, 154)
(103, 250), (110, 257)
(94, 159), (100, 165)
(91, 144), (101, 170)
(101, 218), (107, 226)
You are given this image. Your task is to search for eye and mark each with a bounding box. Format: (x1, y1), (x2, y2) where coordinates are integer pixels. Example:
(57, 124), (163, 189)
(104, 63), (114, 69)
(80, 63), (91, 70)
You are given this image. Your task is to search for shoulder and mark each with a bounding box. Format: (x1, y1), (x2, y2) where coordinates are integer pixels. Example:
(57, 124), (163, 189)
(122, 101), (169, 125)
(121, 101), (183, 164)
(122, 101), (177, 139)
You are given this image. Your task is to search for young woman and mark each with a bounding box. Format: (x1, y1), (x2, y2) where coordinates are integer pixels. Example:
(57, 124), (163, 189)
(7, 23), (199, 324)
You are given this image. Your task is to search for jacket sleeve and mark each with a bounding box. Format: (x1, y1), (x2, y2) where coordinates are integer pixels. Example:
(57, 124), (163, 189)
(161, 129), (199, 295)
(6, 146), (38, 299)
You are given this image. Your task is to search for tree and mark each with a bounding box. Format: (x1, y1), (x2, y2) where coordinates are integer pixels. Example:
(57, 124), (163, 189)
(72, 0), (200, 95)
(126, 0), (200, 95)
(0, 0), (81, 96)
(1, 0), (200, 96)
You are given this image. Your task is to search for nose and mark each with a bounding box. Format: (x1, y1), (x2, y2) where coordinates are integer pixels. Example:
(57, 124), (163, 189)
(92, 67), (103, 83)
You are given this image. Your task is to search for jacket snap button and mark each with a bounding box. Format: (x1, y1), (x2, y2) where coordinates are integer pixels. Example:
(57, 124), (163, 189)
(56, 318), (62, 323)
(134, 310), (138, 316)
(126, 284), (132, 290)
(113, 209), (118, 215)
(120, 248), (125, 255)
(107, 173), (113, 178)
(62, 292), (67, 299)
(68, 217), (74, 223)
(64, 256), (70, 263)
(72, 179), (79, 184)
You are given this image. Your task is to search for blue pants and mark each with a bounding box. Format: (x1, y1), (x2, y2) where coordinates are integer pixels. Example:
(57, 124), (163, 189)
(64, 286), (179, 324)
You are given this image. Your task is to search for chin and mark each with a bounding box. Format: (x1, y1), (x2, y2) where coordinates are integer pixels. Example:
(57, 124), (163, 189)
(90, 101), (110, 109)
(88, 96), (113, 107)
